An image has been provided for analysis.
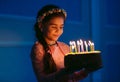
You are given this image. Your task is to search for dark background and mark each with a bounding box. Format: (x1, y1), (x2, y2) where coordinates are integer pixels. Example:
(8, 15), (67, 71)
(0, 0), (120, 82)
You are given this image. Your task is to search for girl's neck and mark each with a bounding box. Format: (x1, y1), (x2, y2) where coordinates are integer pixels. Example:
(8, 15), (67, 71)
(47, 41), (57, 46)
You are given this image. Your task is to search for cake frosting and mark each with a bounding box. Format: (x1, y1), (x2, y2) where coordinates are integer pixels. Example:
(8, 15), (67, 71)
(66, 51), (101, 55)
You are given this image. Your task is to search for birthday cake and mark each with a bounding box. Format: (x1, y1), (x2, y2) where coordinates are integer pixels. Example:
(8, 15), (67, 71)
(64, 40), (103, 73)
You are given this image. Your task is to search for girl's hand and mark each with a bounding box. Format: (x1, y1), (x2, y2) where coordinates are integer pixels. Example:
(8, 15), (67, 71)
(73, 70), (88, 80)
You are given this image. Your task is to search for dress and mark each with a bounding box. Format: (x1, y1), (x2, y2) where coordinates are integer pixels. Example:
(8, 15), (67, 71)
(31, 42), (88, 82)
(30, 41), (86, 82)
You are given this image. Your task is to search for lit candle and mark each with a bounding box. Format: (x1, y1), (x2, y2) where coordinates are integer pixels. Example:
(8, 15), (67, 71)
(77, 40), (81, 52)
(88, 41), (92, 51)
(88, 41), (94, 51)
(84, 41), (88, 52)
(69, 41), (77, 53)
(69, 41), (72, 53)
(80, 39), (84, 52)
(72, 41), (77, 53)
(91, 42), (94, 51)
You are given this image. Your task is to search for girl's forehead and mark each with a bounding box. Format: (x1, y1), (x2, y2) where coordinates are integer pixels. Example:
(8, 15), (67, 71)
(49, 17), (64, 22)
(48, 18), (64, 25)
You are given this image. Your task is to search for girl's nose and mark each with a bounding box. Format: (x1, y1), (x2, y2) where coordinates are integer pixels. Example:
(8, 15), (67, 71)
(56, 28), (62, 34)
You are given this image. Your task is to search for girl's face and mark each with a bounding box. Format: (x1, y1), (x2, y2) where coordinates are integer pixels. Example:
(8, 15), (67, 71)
(43, 17), (64, 44)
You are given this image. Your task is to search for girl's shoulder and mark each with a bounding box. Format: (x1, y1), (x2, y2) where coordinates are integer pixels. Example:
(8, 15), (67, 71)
(57, 41), (70, 55)
(31, 41), (44, 55)
(31, 41), (44, 62)
(57, 41), (69, 47)
(57, 41), (70, 53)
(33, 41), (43, 48)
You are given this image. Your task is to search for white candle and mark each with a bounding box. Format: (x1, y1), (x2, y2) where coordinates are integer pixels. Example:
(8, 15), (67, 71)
(84, 41), (88, 52)
(77, 40), (81, 52)
(91, 42), (94, 51)
(69, 41), (77, 53)
(88, 41), (94, 51)
(71, 44), (75, 52)
(88, 41), (91, 51)
(72, 41), (77, 53)
(69, 41), (72, 53)
(80, 39), (84, 52)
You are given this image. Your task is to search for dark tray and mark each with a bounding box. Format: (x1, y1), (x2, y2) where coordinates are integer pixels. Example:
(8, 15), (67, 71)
(64, 51), (103, 72)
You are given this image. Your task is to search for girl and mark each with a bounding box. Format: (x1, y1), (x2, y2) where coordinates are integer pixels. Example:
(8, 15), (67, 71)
(31, 4), (88, 82)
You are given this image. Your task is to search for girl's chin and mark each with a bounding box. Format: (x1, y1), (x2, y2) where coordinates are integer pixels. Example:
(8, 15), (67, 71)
(48, 37), (59, 42)
(52, 38), (58, 41)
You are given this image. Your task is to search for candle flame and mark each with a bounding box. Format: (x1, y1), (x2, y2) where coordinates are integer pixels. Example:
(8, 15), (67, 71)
(77, 40), (81, 45)
(91, 42), (94, 45)
(70, 41), (76, 46)
(88, 40), (91, 46)
(80, 39), (83, 44)
(84, 41), (88, 46)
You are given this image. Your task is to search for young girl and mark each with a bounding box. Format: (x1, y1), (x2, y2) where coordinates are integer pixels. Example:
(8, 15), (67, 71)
(31, 4), (88, 82)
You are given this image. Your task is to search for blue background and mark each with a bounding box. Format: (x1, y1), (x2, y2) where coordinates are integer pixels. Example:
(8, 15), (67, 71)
(0, 0), (120, 82)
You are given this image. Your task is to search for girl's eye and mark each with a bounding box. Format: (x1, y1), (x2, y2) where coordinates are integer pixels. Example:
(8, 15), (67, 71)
(60, 26), (64, 29)
(51, 26), (57, 29)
